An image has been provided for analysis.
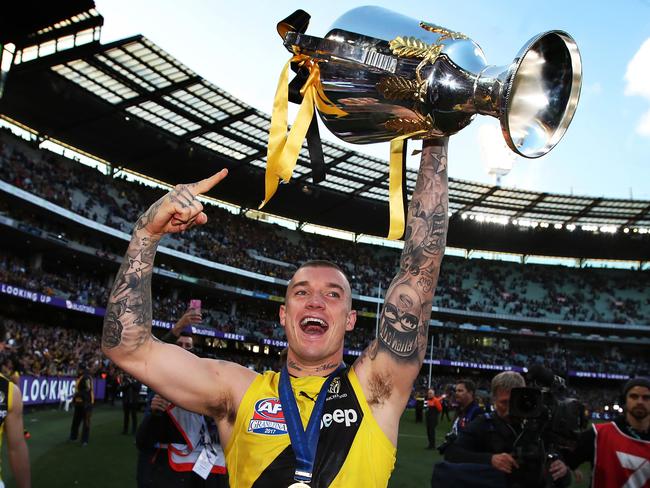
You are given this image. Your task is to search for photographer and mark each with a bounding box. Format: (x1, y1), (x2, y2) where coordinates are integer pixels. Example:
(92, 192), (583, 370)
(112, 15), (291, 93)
(563, 377), (650, 487)
(442, 371), (570, 487)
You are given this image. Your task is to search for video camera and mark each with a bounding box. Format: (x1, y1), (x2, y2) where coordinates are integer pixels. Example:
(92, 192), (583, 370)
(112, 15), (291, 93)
(508, 365), (586, 488)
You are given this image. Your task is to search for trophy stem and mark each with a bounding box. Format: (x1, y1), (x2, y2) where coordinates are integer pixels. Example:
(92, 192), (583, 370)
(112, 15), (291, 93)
(472, 65), (509, 119)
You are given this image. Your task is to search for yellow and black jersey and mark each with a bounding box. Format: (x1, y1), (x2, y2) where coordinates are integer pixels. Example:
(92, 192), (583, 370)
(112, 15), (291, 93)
(224, 366), (395, 488)
(0, 373), (14, 481)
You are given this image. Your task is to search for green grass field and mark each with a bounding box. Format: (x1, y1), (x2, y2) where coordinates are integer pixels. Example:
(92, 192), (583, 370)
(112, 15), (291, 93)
(2, 404), (590, 487)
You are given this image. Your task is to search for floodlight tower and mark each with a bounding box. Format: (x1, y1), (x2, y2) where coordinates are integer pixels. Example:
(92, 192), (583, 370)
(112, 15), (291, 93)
(479, 124), (519, 186)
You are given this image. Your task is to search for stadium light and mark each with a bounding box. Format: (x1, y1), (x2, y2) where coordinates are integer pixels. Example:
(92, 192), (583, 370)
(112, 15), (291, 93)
(599, 225), (617, 234)
(566, 224), (576, 231)
(623, 228), (630, 233)
(604, 405), (609, 411)
(554, 223), (563, 229)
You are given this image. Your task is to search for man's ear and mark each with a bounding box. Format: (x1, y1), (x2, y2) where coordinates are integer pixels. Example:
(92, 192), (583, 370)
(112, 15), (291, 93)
(279, 305), (286, 328)
(345, 310), (357, 331)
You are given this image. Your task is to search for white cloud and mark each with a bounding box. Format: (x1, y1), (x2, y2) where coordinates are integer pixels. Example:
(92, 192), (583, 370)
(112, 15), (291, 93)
(625, 38), (650, 98)
(637, 110), (650, 137)
(584, 82), (603, 95)
(625, 38), (650, 136)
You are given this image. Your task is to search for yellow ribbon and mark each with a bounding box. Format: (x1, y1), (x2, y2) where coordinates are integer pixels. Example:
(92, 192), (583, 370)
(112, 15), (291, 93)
(261, 54), (427, 242)
(260, 55), (347, 209)
(387, 131), (428, 240)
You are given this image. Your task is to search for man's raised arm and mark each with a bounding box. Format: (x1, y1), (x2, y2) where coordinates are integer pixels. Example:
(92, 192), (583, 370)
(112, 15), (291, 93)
(101, 169), (256, 418)
(354, 138), (449, 440)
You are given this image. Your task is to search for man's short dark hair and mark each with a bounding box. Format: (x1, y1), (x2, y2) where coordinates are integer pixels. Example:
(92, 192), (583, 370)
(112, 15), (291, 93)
(296, 260), (348, 280)
(288, 260), (353, 306)
(457, 379), (476, 395)
(623, 377), (650, 398)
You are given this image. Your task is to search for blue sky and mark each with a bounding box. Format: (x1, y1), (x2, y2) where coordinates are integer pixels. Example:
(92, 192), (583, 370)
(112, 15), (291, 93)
(95, 0), (650, 200)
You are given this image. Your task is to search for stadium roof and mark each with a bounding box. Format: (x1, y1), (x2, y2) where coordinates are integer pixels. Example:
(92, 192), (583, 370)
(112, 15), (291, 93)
(2, 33), (650, 261)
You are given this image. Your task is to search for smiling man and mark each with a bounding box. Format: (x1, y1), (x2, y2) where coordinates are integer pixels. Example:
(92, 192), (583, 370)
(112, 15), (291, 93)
(101, 137), (449, 487)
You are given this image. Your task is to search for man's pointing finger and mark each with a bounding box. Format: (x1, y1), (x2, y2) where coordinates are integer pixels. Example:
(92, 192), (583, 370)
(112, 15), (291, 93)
(190, 168), (228, 196)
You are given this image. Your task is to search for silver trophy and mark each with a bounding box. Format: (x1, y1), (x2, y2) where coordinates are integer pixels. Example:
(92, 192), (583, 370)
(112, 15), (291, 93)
(281, 6), (582, 158)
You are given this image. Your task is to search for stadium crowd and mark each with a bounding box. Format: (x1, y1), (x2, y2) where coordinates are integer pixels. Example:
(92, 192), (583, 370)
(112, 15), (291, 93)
(0, 312), (628, 417)
(2, 248), (649, 377)
(1, 130), (649, 326)
(1, 245), (649, 378)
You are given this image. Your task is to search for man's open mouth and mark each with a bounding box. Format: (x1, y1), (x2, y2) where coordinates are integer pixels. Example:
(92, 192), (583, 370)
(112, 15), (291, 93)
(300, 317), (329, 335)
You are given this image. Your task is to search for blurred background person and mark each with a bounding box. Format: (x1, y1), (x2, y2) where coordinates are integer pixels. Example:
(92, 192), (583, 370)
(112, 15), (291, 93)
(0, 322), (30, 488)
(119, 371), (141, 435)
(68, 363), (94, 446)
(563, 377), (650, 487)
(425, 388), (443, 449)
(136, 325), (226, 487)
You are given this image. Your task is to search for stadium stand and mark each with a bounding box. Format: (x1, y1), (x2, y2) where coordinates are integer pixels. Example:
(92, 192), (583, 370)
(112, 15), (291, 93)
(1, 129), (648, 402)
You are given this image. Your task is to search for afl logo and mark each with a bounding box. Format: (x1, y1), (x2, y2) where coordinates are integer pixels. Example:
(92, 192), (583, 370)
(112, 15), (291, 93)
(253, 398), (284, 421)
(249, 398), (287, 436)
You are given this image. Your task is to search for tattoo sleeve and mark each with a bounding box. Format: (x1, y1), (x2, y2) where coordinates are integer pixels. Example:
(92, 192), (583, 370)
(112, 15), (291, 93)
(102, 227), (160, 351)
(376, 139), (449, 363)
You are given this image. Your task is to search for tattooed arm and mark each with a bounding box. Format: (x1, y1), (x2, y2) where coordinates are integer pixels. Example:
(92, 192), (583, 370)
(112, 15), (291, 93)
(354, 138), (449, 445)
(101, 169), (257, 440)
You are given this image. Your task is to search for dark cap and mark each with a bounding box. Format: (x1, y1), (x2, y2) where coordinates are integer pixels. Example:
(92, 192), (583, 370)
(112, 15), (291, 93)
(623, 377), (650, 397)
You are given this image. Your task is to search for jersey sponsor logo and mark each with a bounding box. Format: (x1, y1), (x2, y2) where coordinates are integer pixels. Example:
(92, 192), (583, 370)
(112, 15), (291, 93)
(320, 408), (358, 429)
(616, 451), (650, 488)
(248, 398), (287, 436)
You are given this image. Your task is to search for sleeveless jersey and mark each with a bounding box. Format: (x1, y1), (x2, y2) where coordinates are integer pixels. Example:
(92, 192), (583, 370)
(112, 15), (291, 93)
(593, 421), (650, 488)
(0, 374), (13, 482)
(224, 366), (396, 488)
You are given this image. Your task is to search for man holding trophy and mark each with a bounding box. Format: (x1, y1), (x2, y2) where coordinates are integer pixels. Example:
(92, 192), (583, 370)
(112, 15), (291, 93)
(102, 6), (580, 488)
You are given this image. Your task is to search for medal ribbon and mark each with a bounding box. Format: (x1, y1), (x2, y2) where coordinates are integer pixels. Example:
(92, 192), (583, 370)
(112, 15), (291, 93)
(260, 55), (347, 211)
(279, 363), (345, 484)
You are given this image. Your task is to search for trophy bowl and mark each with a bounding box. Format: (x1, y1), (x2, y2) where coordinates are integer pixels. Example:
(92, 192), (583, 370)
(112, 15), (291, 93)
(281, 5), (582, 158)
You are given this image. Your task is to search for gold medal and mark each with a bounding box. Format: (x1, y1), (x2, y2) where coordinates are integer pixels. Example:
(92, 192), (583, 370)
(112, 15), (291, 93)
(288, 483), (311, 488)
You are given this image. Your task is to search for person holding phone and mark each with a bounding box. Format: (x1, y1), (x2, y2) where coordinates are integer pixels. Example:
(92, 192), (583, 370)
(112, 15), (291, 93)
(162, 306), (203, 344)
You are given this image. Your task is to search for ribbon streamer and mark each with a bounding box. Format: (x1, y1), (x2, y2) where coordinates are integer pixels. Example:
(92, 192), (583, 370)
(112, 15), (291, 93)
(260, 56), (346, 210)
(261, 54), (429, 241)
(387, 130), (428, 240)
